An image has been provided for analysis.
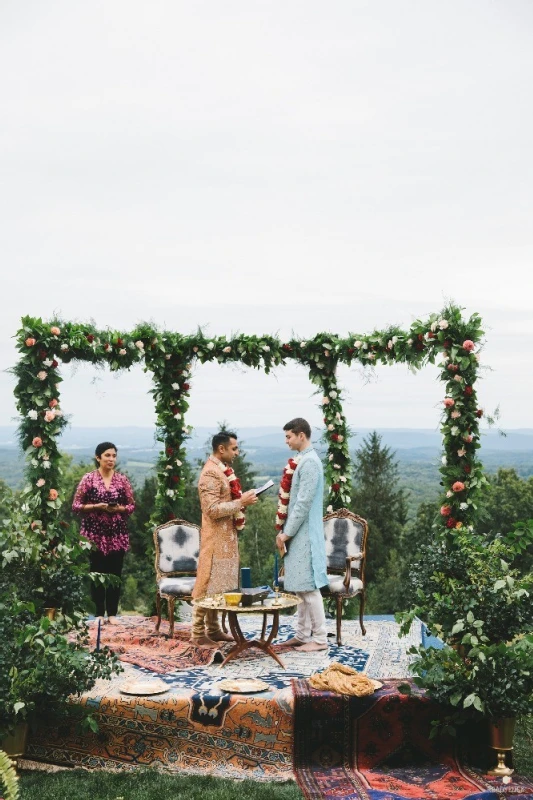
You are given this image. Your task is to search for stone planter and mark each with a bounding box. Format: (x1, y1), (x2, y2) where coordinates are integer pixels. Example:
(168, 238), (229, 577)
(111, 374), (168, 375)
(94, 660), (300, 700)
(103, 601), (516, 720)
(1, 723), (28, 762)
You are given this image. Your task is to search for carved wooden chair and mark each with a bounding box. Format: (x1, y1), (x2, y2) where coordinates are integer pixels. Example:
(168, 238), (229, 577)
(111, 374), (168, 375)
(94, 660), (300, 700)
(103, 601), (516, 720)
(153, 518), (200, 638)
(321, 508), (368, 646)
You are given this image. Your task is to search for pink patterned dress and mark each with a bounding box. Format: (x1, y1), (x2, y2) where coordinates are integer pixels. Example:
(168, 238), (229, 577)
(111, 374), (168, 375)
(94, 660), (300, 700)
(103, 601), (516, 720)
(72, 471), (135, 555)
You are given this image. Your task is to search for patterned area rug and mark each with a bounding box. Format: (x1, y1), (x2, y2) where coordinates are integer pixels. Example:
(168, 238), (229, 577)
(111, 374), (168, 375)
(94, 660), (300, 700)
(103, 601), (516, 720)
(293, 678), (533, 799)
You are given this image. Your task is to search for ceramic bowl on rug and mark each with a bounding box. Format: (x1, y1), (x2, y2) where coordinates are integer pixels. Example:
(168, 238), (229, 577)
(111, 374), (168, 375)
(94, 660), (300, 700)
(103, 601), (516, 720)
(120, 678), (168, 695)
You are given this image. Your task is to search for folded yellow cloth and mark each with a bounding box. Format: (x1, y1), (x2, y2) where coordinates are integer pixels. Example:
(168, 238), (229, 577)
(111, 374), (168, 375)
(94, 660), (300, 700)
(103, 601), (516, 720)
(308, 662), (376, 696)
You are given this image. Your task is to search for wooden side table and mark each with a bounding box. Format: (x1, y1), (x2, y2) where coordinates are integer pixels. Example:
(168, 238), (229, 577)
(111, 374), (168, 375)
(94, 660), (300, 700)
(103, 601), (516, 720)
(193, 592), (301, 669)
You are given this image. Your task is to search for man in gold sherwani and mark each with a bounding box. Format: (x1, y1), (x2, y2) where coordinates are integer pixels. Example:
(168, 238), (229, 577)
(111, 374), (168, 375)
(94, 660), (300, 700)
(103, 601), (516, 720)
(191, 431), (258, 647)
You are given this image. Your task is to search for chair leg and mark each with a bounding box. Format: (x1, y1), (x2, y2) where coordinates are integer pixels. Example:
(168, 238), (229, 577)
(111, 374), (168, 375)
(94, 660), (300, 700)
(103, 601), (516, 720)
(168, 597), (175, 639)
(221, 610), (227, 633)
(155, 593), (162, 632)
(336, 595), (343, 646)
(359, 591), (366, 636)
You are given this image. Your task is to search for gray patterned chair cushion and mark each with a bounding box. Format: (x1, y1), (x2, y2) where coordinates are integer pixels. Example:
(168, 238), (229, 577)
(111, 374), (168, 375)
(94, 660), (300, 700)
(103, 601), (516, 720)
(157, 523), (199, 574)
(324, 516), (364, 571)
(326, 574), (364, 595)
(158, 576), (196, 596)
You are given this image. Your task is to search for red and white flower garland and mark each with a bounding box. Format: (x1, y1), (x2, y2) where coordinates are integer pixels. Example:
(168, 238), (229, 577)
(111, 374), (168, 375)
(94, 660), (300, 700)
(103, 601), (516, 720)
(275, 455), (301, 531)
(220, 463), (246, 531)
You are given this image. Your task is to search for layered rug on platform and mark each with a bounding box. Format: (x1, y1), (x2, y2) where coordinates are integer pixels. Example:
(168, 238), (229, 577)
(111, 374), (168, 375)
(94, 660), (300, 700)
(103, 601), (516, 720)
(293, 678), (533, 800)
(27, 614), (421, 781)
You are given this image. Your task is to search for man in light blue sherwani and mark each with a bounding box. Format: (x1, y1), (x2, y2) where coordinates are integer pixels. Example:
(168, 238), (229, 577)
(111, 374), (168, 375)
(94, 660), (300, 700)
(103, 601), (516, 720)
(276, 418), (328, 652)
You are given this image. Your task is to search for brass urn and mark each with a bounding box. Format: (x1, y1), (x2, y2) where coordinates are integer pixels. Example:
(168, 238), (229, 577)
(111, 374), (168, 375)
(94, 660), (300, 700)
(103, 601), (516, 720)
(487, 717), (515, 776)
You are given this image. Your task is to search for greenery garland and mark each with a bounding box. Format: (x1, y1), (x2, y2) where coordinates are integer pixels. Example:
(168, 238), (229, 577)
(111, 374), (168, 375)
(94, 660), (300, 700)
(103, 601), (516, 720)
(13, 303), (485, 537)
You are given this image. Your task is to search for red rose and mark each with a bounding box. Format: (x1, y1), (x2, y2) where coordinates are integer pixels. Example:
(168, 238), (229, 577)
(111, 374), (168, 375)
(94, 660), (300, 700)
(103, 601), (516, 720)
(476, 409), (483, 418)
(447, 364), (458, 372)
(332, 483), (340, 492)
(415, 341), (424, 351)
(51, 360), (59, 368)
(182, 383), (190, 391)
(172, 407), (180, 415)
(427, 331), (435, 339)
(116, 338), (124, 347)
(282, 344), (291, 351)
(464, 464), (471, 474)
(171, 475), (180, 483)
(331, 433), (339, 442)
(443, 339), (452, 349)
(86, 333), (94, 343)
(464, 386), (473, 396)
(104, 343), (110, 351)
(348, 348), (355, 355)
(39, 349), (47, 359)
(446, 517), (457, 528)
(417, 333), (424, 341)
(166, 447), (174, 456)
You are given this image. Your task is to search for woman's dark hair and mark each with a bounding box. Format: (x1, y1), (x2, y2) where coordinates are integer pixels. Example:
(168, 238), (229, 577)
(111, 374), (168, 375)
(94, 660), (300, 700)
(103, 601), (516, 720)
(212, 431), (237, 452)
(95, 441), (118, 458)
(283, 418), (311, 438)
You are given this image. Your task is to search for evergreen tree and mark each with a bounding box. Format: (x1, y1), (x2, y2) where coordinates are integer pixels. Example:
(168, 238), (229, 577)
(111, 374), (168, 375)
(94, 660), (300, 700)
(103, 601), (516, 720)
(350, 432), (408, 611)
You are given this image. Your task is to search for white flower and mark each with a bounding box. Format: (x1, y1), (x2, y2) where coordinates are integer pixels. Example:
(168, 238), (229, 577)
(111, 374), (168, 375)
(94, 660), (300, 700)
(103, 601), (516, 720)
(362, 342), (368, 350)
(300, 341), (307, 348)
(354, 340), (362, 348)
(316, 361), (325, 369)
(407, 338), (413, 345)
(60, 343), (69, 351)
(322, 397), (330, 405)
(367, 353), (375, 360)
(37, 371), (47, 380)
(173, 412), (181, 419)
(31, 458), (38, 466)
(336, 412), (341, 421)
(43, 359), (53, 367)
(454, 374), (463, 383)
(165, 354), (171, 360)
(175, 459), (182, 466)
(326, 505), (333, 513)
(166, 489), (175, 498)
(262, 345), (270, 352)
(457, 448), (466, 457)
(387, 340), (393, 349)
(475, 353), (480, 363)
(430, 321), (438, 332)
(36, 478), (46, 487)
(337, 435), (344, 442)
(329, 390), (338, 399)
(333, 463), (341, 469)
(135, 340), (145, 350)
(55, 409), (63, 417)
(165, 465), (172, 470)
(460, 502), (468, 510)
(171, 383), (180, 390)
(223, 346), (232, 353)
(446, 490), (453, 498)
(206, 341), (215, 350)
(328, 454), (334, 461)
(324, 350), (330, 357)
(438, 319), (449, 330)
(27, 410), (38, 420)
(392, 336), (398, 344)
(451, 426), (460, 436)
(323, 343), (333, 350)
(441, 456), (447, 465)
(451, 410), (461, 419)
(43, 460), (51, 469)
(340, 476), (347, 483)
(119, 348), (127, 356)
(327, 424), (334, 431)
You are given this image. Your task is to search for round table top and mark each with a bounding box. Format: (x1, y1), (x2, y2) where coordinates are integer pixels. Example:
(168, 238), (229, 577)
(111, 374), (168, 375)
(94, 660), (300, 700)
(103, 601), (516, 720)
(193, 591), (302, 613)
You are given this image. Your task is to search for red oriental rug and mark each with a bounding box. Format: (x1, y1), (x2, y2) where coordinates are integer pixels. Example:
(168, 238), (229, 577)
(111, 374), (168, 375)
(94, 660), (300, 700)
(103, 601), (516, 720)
(293, 678), (533, 800)
(86, 616), (223, 673)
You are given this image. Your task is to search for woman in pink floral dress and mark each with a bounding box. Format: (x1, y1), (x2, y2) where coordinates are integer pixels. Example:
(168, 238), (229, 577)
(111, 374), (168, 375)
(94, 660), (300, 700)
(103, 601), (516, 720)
(72, 442), (135, 623)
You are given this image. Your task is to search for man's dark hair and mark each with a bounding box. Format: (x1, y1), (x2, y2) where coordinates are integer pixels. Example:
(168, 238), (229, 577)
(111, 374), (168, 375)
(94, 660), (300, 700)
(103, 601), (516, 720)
(212, 431), (238, 452)
(95, 441), (117, 458)
(283, 418), (311, 439)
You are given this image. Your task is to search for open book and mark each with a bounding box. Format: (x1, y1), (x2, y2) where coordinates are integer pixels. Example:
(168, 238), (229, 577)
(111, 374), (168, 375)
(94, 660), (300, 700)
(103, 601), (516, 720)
(254, 479), (275, 497)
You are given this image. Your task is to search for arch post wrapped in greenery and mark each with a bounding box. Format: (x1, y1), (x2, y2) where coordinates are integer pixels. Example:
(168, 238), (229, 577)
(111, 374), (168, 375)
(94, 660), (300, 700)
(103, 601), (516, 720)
(13, 303), (485, 535)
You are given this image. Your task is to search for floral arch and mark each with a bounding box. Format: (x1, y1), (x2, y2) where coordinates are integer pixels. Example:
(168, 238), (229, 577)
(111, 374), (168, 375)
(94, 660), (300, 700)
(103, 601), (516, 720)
(14, 304), (486, 535)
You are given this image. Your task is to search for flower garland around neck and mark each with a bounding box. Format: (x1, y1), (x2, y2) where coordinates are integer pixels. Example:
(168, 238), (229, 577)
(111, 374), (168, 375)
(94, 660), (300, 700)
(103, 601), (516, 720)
(275, 454), (302, 532)
(216, 459), (245, 531)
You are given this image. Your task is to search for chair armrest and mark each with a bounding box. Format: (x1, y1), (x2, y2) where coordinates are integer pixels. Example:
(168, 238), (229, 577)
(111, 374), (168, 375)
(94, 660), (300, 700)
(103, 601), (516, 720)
(343, 553), (366, 589)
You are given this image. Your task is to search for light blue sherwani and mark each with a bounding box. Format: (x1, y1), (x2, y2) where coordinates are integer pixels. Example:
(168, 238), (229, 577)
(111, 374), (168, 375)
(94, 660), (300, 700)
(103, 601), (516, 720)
(283, 446), (328, 592)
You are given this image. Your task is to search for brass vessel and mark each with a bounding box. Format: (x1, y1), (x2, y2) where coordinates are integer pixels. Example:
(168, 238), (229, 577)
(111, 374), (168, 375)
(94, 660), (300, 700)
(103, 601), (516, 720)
(488, 717), (515, 776)
(44, 607), (57, 621)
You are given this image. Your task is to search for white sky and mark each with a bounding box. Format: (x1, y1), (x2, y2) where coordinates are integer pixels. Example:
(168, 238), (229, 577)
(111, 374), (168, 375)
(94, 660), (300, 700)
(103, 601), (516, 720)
(1, 1), (532, 434)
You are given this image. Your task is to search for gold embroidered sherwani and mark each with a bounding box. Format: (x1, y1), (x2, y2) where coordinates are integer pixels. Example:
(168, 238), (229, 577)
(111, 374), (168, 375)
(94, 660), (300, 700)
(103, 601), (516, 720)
(193, 456), (242, 599)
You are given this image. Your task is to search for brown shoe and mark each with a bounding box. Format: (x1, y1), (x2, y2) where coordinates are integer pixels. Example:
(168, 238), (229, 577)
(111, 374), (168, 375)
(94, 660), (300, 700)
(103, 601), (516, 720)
(190, 635), (219, 648)
(209, 631), (234, 642)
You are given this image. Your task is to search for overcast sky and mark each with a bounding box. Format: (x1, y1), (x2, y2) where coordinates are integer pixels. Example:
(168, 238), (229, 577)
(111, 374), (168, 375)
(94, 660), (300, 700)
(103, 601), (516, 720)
(1, 1), (532, 438)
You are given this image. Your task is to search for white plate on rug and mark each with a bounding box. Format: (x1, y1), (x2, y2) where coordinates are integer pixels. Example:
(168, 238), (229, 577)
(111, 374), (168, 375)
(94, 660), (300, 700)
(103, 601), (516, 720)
(371, 680), (383, 690)
(216, 678), (269, 694)
(120, 678), (169, 695)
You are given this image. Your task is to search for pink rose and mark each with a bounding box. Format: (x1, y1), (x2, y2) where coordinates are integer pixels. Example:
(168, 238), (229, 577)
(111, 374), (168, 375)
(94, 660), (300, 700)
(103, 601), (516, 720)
(452, 481), (465, 492)
(36, 478), (46, 487)
(462, 340), (475, 351)
(32, 437), (43, 448)
(50, 326), (61, 336)
(37, 370), (47, 381)
(454, 374), (463, 383)
(49, 399), (58, 408)
(463, 435), (473, 443)
(25, 337), (36, 346)
(48, 489), (58, 500)
(440, 505), (452, 516)
(457, 448), (466, 457)
(44, 409), (56, 422)
(443, 398), (454, 408)
(451, 410), (461, 419)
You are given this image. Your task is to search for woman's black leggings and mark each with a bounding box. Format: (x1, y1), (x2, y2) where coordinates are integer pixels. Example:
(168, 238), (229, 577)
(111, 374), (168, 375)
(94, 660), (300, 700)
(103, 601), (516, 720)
(89, 549), (125, 617)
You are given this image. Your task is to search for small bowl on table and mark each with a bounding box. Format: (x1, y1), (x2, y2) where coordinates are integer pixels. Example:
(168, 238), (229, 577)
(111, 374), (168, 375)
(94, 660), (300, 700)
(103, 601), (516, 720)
(223, 592), (242, 607)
